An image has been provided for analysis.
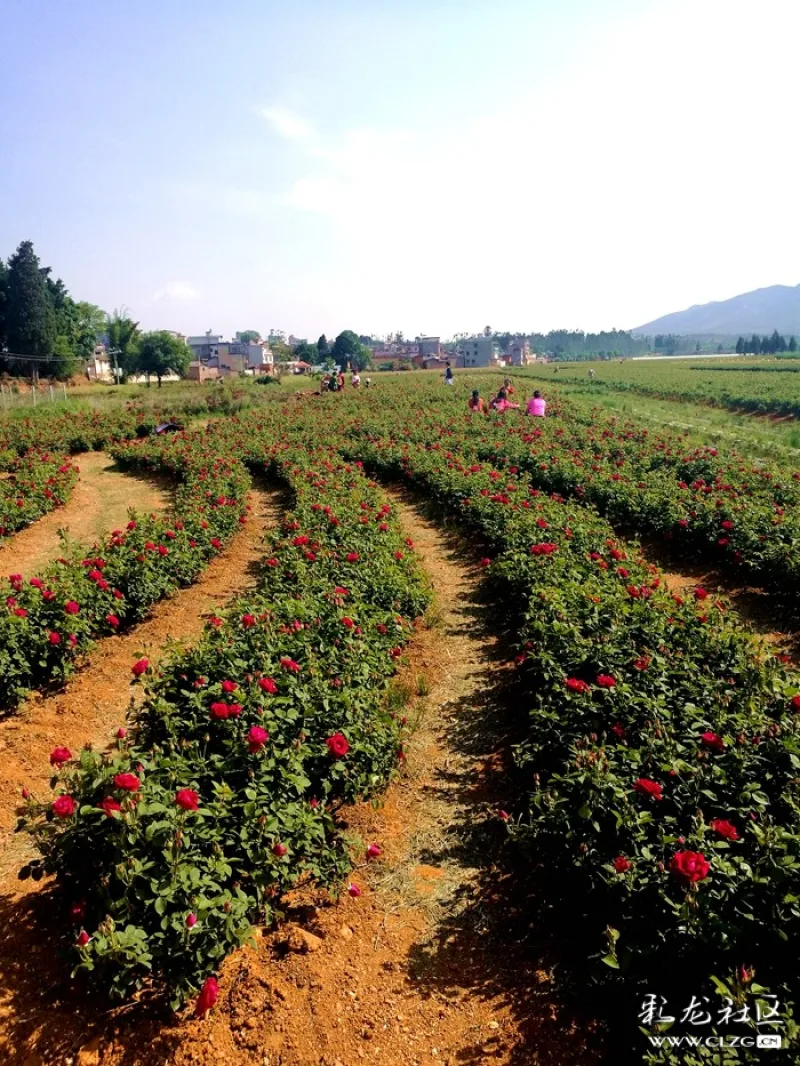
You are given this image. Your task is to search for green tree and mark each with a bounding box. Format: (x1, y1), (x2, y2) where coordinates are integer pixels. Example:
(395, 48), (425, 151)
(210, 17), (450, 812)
(789, 336), (797, 352)
(106, 309), (141, 381)
(750, 334), (760, 355)
(316, 334), (330, 358)
(236, 330), (261, 344)
(5, 240), (56, 378)
(332, 329), (370, 369)
(735, 337), (744, 354)
(0, 259), (8, 352)
(292, 340), (317, 362)
(136, 331), (191, 386)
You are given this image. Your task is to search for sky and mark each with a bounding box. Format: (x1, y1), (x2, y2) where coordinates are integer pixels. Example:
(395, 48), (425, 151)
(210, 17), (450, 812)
(2, 0), (799, 341)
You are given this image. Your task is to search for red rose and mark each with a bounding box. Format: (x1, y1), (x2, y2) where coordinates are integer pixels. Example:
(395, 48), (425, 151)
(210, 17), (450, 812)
(280, 657), (300, 673)
(186, 913), (197, 928)
(194, 976), (219, 1018)
(346, 552), (359, 562)
(612, 856), (631, 873)
(634, 778), (663, 801)
(64, 600), (80, 615)
(293, 535), (309, 546)
(247, 726), (269, 753)
(366, 843), (382, 860)
(341, 617), (355, 628)
(633, 656), (650, 671)
(347, 883), (362, 897)
(116, 727), (127, 739)
(99, 796), (122, 817)
(76, 930), (90, 947)
(258, 676), (278, 694)
(694, 587), (708, 601)
(131, 658), (149, 677)
(113, 773), (140, 792)
(175, 788), (200, 811)
(596, 674), (616, 688)
(670, 850), (710, 884)
(272, 842), (287, 857)
(479, 557), (492, 568)
(241, 613), (256, 627)
(52, 795), (76, 818)
(611, 723), (626, 739)
(221, 680), (238, 693)
(565, 678), (590, 694)
(701, 731), (725, 752)
(709, 818), (738, 840)
(791, 695), (800, 711)
(325, 733), (350, 758)
(50, 746), (72, 767)
(106, 614), (120, 628)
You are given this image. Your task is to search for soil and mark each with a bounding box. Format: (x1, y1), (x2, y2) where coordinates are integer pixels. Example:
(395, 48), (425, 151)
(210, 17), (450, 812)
(0, 452), (172, 579)
(0, 492), (603, 1066)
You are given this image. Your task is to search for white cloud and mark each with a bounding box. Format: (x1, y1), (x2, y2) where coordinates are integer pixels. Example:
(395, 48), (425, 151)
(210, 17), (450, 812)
(260, 105), (316, 142)
(153, 282), (200, 302)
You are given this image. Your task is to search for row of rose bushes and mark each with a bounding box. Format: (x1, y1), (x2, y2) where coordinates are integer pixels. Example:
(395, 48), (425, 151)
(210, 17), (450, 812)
(0, 431), (250, 708)
(0, 404), (178, 456)
(324, 386), (800, 1043)
(394, 377), (800, 600)
(20, 430), (430, 1008)
(0, 450), (78, 539)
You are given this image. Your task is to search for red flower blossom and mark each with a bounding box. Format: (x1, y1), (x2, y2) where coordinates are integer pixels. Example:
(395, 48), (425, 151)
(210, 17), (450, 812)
(280, 657), (300, 673)
(175, 788), (200, 811)
(694, 587), (709, 601)
(49, 747), (72, 767)
(325, 733), (350, 758)
(99, 796), (122, 818)
(346, 552), (359, 562)
(634, 778), (663, 801)
(611, 723), (626, 739)
(52, 795), (76, 818)
(612, 856), (631, 873)
(194, 976), (219, 1018)
(221, 680), (237, 693)
(114, 773), (140, 792)
(272, 842), (287, 857)
(106, 614), (120, 628)
(241, 613), (256, 628)
(366, 843), (382, 860)
(699, 729), (725, 754)
(670, 850), (710, 884)
(64, 600), (80, 615)
(341, 616), (355, 628)
(186, 913), (197, 928)
(347, 883), (362, 897)
(633, 656), (650, 671)
(131, 658), (149, 677)
(709, 818), (738, 841)
(565, 677), (591, 694)
(247, 725), (269, 753)
(76, 930), (90, 947)
(258, 676), (278, 694)
(791, 694), (800, 711)
(596, 674), (616, 688)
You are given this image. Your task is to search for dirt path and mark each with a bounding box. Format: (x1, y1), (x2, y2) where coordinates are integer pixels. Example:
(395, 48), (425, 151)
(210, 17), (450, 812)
(0, 492), (600, 1066)
(0, 484), (283, 876)
(0, 451), (172, 578)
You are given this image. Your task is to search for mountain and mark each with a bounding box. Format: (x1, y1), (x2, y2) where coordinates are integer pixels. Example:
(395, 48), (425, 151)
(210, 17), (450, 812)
(633, 284), (800, 337)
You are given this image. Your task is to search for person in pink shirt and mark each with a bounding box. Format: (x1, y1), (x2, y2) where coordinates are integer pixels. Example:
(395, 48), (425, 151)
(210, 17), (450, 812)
(526, 389), (546, 417)
(489, 388), (520, 413)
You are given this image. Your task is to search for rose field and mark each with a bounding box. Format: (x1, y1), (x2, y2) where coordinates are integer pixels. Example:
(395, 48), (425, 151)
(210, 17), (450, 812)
(2, 370), (800, 1065)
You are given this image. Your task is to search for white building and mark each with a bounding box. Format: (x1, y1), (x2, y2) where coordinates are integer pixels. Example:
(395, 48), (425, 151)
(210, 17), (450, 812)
(459, 337), (502, 367)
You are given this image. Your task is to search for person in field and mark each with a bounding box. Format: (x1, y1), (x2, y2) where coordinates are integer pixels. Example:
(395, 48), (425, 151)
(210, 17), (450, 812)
(526, 389), (546, 417)
(588, 368), (595, 380)
(489, 388), (519, 413)
(503, 376), (515, 396)
(468, 389), (488, 414)
(351, 370), (361, 388)
(444, 362), (454, 386)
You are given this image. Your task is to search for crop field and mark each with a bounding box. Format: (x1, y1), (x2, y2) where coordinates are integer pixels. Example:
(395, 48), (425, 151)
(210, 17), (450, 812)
(2, 371), (799, 1065)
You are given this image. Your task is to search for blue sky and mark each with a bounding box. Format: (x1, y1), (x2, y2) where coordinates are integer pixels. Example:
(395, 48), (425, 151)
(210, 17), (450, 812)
(2, 0), (798, 340)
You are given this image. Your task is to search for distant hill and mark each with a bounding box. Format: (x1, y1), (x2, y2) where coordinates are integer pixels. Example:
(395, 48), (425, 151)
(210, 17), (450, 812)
(633, 284), (800, 337)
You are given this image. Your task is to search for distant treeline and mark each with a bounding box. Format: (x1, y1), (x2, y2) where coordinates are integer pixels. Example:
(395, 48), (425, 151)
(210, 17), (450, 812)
(735, 331), (797, 355)
(495, 330), (647, 359)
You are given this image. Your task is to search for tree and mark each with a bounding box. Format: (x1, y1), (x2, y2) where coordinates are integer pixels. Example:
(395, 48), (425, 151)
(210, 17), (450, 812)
(136, 331), (191, 386)
(483, 324), (492, 337)
(735, 337), (744, 354)
(750, 334), (760, 356)
(293, 340), (317, 362)
(316, 334), (330, 359)
(5, 240), (56, 378)
(106, 309), (141, 381)
(350, 345), (373, 372)
(0, 259), (8, 352)
(236, 330), (261, 344)
(695, 342), (701, 353)
(332, 329), (365, 367)
(789, 336), (797, 352)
